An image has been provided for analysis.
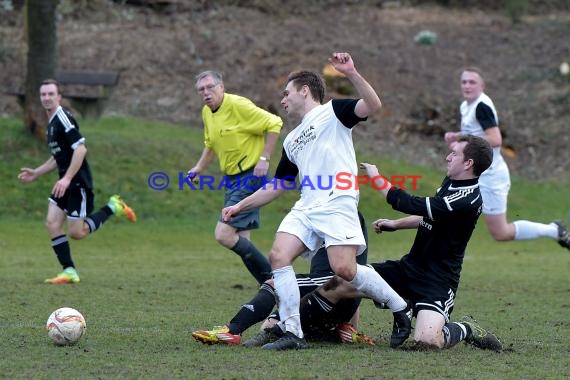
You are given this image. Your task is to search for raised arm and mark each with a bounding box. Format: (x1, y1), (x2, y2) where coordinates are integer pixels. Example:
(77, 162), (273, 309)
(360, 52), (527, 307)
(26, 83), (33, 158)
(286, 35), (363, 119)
(328, 52), (382, 118)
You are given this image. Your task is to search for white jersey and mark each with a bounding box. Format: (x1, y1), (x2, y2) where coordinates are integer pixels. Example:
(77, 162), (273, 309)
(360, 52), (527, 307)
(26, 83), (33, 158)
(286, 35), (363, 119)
(460, 93), (498, 139)
(281, 100), (362, 210)
(460, 92), (503, 165)
(460, 92), (510, 213)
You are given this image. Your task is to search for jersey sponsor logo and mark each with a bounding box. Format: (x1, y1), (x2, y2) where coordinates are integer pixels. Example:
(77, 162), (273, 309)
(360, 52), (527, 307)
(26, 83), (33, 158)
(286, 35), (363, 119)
(48, 141), (62, 155)
(293, 125), (316, 144)
(290, 125), (316, 158)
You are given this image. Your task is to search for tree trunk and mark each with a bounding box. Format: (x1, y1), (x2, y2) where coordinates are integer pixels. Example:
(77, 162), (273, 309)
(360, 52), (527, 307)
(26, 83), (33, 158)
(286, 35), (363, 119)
(24, 0), (59, 142)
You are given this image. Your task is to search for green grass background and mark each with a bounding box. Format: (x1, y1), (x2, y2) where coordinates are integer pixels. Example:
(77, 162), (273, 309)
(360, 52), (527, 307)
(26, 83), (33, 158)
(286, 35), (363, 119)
(1, 116), (569, 379)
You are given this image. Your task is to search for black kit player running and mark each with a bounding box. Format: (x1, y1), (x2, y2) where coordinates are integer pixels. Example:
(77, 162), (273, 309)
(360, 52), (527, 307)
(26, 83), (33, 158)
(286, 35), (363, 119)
(18, 79), (136, 284)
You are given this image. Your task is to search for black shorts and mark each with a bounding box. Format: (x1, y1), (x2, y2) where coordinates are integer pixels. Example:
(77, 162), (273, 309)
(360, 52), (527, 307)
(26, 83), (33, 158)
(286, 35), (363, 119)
(220, 168), (263, 231)
(369, 260), (456, 322)
(49, 183), (94, 219)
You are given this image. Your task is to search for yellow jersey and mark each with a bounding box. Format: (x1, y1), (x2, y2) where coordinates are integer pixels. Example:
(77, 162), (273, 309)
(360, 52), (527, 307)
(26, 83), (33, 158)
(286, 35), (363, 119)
(203, 93), (283, 175)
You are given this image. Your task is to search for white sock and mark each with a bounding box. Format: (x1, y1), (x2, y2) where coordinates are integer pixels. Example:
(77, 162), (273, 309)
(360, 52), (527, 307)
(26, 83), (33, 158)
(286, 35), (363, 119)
(272, 265), (303, 338)
(350, 264), (407, 312)
(513, 220), (558, 240)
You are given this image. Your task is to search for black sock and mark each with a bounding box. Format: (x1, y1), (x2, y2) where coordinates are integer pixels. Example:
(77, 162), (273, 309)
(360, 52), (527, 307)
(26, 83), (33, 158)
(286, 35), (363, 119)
(84, 205), (113, 233)
(443, 322), (468, 348)
(51, 235), (74, 269)
(230, 236), (272, 284)
(227, 283), (276, 334)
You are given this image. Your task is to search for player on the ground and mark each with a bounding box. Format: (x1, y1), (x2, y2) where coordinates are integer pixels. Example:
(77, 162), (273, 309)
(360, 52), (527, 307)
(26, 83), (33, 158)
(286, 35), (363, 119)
(191, 212), (375, 346)
(300, 135), (502, 351)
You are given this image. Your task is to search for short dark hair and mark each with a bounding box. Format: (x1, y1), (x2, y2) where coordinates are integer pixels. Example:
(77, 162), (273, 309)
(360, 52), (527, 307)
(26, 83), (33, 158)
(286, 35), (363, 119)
(40, 78), (62, 94)
(462, 66), (485, 83)
(287, 70), (325, 104)
(459, 135), (493, 176)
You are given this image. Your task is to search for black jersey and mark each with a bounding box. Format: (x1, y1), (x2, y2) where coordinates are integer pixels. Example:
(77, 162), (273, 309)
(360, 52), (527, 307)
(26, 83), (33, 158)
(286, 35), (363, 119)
(386, 177), (482, 292)
(47, 106), (93, 188)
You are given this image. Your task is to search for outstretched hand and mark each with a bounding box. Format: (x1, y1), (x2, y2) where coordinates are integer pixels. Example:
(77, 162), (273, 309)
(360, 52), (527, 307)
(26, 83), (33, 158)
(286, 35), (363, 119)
(359, 162), (380, 178)
(373, 218), (397, 234)
(18, 167), (37, 183)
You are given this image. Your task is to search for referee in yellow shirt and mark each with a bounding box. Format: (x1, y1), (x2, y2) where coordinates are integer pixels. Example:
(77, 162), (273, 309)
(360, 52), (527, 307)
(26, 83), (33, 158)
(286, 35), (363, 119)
(188, 70), (283, 284)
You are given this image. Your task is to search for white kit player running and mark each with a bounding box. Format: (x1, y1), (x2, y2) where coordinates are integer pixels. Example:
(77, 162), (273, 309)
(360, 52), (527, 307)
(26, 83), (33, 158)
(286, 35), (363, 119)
(445, 67), (570, 251)
(222, 52), (411, 350)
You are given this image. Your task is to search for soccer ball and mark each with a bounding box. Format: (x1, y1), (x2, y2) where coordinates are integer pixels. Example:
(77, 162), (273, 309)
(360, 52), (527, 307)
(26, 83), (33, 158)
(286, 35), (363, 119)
(46, 307), (86, 345)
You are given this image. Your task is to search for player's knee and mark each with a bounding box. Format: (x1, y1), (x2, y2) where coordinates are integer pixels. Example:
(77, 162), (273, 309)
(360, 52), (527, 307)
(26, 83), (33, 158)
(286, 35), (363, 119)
(68, 229), (87, 240)
(45, 219), (54, 233)
(214, 231), (235, 248)
(67, 222), (89, 240)
(214, 223), (240, 248)
(216, 238), (233, 248)
(45, 219), (62, 236)
(332, 265), (356, 282)
(268, 250), (286, 268)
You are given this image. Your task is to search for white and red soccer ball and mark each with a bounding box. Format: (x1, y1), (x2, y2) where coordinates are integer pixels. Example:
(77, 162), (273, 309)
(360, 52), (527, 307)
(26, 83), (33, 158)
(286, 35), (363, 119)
(46, 307), (86, 345)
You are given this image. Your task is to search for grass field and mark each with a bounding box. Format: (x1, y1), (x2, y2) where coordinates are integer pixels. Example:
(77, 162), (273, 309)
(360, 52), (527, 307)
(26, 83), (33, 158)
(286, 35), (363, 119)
(1, 116), (569, 379)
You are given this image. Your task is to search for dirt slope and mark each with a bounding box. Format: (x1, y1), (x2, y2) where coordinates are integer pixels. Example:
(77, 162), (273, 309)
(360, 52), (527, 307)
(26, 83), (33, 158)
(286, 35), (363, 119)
(0, 2), (568, 180)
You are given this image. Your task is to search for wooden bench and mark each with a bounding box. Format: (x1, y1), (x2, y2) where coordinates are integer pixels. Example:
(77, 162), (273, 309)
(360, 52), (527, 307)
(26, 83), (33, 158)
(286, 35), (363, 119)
(111, 0), (183, 13)
(7, 70), (120, 119)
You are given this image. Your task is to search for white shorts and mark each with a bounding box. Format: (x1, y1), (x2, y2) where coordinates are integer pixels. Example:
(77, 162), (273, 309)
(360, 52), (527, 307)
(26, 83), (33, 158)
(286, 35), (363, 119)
(277, 196), (366, 260)
(479, 158), (510, 215)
